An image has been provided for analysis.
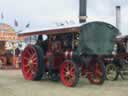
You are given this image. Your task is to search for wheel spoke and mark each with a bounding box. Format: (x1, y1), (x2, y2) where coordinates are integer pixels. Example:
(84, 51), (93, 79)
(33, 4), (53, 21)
(21, 45), (44, 80)
(66, 64), (70, 70)
(70, 69), (75, 77)
(23, 57), (29, 61)
(29, 48), (35, 54)
(31, 53), (37, 59)
(32, 58), (37, 63)
(32, 62), (38, 65)
(60, 61), (78, 87)
(87, 61), (105, 84)
(64, 68), (68, 72)
(26, 69), (31, 74)
(26, 50), (32, 57)
(32, 64), (37, 70)
(96, 70), (102, 77)
(68, 77), (73, 83)
(95, 64), (101, 76)
(24, 64), (30, 67)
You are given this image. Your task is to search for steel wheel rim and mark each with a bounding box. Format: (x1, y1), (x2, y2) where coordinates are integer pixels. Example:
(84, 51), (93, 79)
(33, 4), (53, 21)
(121, 70), (128, 80)
(122, 57), (128, 80)
(22, 46), (38, 80)
(106, 64), (117, 80)
(89, 63), (103, 83)
(93, 63), (103, 83)
(60, 61), (76, 87)
(121, 63), (128, 80)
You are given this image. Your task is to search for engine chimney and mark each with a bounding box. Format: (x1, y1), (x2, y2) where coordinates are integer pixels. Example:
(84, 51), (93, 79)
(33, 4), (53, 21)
(116, 6), (121, 32)
(79, 0), (87, 23)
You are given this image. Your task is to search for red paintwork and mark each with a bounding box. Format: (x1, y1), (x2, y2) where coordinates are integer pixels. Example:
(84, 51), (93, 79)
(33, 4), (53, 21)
(22, 46), (38, 80)
(87, 61), (103, 84)
(44, 40), (65, 71)
(45, 51), (64, 71)
(60, 61), (76, 87)
(53, 53), (64, 70)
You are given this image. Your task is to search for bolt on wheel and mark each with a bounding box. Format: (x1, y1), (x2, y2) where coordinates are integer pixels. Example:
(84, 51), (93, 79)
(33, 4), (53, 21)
(88, 59), (105, 85)
(21, 45), (44, 80)
(60, 60), (79, 87)
(106, 63), (119, 81)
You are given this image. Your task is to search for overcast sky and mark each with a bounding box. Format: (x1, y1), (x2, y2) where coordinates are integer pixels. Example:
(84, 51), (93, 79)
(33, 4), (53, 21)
(0, 0), (127, 35)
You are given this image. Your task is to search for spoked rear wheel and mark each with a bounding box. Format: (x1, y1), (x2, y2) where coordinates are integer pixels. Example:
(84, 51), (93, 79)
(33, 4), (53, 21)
(121, 70), (128, 80)
(106, 64), (119, 81)
(60, 60), (79, 87)
(21, 45), (44, 80)
(120, 64), (128, 80)
(88, 59), (105, 85)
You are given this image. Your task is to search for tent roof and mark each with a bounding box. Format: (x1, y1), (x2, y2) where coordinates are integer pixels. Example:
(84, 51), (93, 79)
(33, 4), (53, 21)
(18, 23), (83, 37)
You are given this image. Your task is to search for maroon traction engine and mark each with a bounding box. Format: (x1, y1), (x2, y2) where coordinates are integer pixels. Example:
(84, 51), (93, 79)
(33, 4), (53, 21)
(19, 22), (118, 87)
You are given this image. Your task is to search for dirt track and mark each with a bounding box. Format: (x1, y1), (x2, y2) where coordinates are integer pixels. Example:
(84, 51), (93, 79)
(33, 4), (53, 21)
(0, 70), (128, 96)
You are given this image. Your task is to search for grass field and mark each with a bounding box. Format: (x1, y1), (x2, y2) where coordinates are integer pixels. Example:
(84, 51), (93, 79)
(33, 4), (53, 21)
(0, 70), (128, 96)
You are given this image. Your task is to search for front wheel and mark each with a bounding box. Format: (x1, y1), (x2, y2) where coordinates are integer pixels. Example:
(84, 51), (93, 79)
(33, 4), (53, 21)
(21, 45), (45, 80)
(88, 59), (105, 85)
(60, 60), (79, 87)
(106, 63), (119, 81)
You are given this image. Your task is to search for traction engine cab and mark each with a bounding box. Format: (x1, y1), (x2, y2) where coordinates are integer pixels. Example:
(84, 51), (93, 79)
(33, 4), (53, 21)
(35, 33), (79, 72)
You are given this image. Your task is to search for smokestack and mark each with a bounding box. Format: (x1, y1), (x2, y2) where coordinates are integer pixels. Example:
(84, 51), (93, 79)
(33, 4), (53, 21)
(79, 0), (87, 23)
(116, 6), (121, 32)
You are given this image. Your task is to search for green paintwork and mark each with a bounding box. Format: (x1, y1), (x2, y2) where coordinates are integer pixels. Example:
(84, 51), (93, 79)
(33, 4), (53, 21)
(77, 21), (119, 55)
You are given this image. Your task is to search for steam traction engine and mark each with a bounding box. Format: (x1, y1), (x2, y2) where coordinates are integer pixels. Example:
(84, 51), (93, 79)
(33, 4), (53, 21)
(105, 35), (128, 80)
(19, 21), (119, 87)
